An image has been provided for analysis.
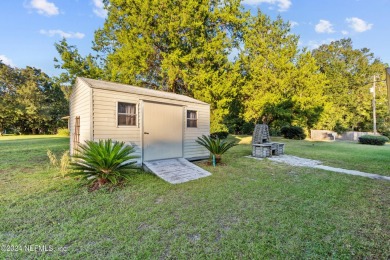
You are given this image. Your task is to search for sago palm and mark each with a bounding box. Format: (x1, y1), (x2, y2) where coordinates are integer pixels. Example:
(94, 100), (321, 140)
(70, 139), (139, 189)
(196, 135), (237, 163)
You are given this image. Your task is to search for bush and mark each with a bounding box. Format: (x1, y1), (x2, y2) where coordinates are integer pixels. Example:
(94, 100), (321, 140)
(280, 126), (306, 140)
(334, 122), (347, 135)
(196, 135), (237, 164)
(60, 151), (70, 177)
(57, 128), (70, 136)
(380, 130), (390, 139)
(210, 131), (229, 139)
(269, 128), (281, 137)
(47, 150), (58, 166)
(358, 135), (389, 146)
(47, 150), (71, 177)
(70, 139), (139, 190)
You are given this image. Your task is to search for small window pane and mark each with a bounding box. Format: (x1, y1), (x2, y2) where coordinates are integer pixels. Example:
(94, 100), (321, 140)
(187, 119), (197, 128)
(187, 110), (197, 128)
(118, 115), (136, 125)
(118, 102), (136, 126)
(118, 103), (127, 113)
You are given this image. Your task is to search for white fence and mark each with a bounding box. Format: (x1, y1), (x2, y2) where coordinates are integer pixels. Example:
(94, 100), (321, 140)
(310, 130), (374, 141)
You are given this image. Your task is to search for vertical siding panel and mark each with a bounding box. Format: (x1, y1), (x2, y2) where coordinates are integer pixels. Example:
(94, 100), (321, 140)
(93, 88), (142, 164)
(69, 80), (91, 154)
(183, 104), (210, 159)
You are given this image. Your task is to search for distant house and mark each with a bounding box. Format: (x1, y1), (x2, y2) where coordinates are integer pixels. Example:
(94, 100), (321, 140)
(69, 77), (210, 164)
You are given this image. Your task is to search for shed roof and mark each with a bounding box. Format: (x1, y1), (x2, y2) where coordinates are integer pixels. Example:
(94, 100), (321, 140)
(78, 77), (208, 105)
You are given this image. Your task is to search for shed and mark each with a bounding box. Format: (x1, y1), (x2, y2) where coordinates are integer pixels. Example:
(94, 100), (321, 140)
(69, 77), (210, 164)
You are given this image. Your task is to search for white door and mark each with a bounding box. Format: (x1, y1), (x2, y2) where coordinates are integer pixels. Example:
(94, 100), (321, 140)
(143, 102), (183, 161)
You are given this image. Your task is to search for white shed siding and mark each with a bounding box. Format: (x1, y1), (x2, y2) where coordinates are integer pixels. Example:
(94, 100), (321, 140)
(74, 77), (210, 162)
(92, 88), (142, 161)
(184, 104), (210, 159)
(69, 80), (92, 154)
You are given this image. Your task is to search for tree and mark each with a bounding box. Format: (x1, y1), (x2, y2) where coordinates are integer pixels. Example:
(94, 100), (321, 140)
(91, 0), (247, 132)
(312, 38), (389, 132)
(0, 62), (20, 134)
(238, 12), (326, 132)
(0, 63), (68, 134)
(55, 3), (387, 135)
(54, 38), (104, 98)
(15, 67), (48, 134)
(15, 67), (68, 134)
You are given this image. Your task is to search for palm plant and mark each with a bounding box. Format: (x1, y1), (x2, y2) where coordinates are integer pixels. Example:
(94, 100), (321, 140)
(196, 135), (237, 163)
(70, 139), (139, 189)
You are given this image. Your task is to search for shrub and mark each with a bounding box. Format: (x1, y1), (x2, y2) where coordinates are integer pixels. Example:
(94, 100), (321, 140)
(60, 150), (70, 177)
(196, 135), (237, 164)
(269, 128), (281, 137)
(334, 122), (347, 135)
(380, 130), (390, 139)
(57, 128), (70, 136)
(210, 131), (229, 139)
(210, 123), (228, 135)
(280, 126), (306, 140)
(70, 139), (139, 190)
(47, 150), (71, 177)
(358, 135), (389, 146)
(47, 150), (58, 166)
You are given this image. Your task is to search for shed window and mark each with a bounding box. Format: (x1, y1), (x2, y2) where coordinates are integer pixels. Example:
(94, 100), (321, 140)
(187, 110), (197, 128)
(118, 102), (137, 126)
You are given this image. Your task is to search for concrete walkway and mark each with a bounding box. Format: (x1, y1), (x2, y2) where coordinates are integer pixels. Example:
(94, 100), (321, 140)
(313, 165), (390, 181)
(144, 158), (211, 184)
(246, 155), (390, 181)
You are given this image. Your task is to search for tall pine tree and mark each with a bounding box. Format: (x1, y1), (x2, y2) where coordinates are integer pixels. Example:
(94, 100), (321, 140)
(238, 11), (326, 132)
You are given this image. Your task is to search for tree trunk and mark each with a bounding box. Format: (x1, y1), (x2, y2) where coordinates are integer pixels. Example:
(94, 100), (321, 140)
(215, 155), (221, 164)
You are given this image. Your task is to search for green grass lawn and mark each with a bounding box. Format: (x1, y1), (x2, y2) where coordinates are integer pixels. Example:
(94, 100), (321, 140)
(234, 135), (390, 176)
(1, 135), (389, 259)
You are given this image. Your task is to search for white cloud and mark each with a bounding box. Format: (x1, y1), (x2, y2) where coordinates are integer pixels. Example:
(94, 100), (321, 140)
(341, 30), (349, 35)
(346, 17), (372, 32)
(0, 55), (15, 67)
(40, 29), (85, 39)
(315, 20), (335, 33)
(307, 38), (335, 50)
(289, 21), (299, 28)
(92, 0), (107, 18)
(29, 0), (59, 16)
(242, 0), (292, 12)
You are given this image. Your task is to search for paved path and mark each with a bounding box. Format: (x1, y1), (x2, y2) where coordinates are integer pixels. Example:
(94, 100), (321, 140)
(144, 158), (211, 184)
(246, 155), (390, 181)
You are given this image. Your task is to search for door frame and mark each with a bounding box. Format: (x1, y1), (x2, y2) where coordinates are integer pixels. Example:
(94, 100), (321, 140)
(141, 100), (185, 162)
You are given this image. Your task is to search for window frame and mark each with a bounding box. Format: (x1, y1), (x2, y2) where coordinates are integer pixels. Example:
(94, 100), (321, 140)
(117, 101), (138, 127)
(186, 109), (198, 128)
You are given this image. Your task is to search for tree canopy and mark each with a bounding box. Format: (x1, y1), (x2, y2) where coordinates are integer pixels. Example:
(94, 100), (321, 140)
(0, 62), (68, 134)
(313, 38), (388, 132)
(52, 1), (389, 135)
(238, 12), (327, 131)
(1, 2), (388, 136)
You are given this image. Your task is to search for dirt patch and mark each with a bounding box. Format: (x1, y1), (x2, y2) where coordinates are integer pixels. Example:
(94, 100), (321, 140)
(195, 161), (227, 167)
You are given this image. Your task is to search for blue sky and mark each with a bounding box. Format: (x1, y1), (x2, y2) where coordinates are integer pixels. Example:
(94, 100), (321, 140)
(0, 0), (389, 77)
